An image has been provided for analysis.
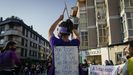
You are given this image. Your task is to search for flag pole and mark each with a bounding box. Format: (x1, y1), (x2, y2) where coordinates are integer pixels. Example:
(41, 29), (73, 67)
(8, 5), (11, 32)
(64, 1), (70, 19)
(63, 6), (66, 15)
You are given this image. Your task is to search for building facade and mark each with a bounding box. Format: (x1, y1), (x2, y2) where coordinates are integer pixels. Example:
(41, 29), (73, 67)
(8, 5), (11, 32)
(120, 0), (133, 42)
(0, 16), (51, 64)
(73, 0), (133, 64)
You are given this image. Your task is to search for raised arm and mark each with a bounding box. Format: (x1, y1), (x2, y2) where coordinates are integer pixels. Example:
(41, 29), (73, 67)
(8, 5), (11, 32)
(48, 15), (64, 41)
(72, 29), (80, 40)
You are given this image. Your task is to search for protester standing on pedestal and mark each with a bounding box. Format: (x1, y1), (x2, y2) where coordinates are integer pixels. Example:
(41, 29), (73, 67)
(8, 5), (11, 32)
(48, 13), (82, 75)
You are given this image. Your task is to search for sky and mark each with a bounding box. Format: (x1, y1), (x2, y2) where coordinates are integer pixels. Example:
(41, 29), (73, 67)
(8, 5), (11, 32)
(0, 0), (76, 40)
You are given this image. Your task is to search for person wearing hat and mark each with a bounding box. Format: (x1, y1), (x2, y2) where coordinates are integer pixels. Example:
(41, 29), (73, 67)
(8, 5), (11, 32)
(48, 14), (81, 75)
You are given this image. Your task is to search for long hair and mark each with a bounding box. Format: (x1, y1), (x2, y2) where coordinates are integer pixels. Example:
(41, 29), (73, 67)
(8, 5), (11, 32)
(2, 41), (16, 52)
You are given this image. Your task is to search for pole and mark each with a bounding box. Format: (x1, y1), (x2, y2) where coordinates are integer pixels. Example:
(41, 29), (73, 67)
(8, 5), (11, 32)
(64, 1), (70, 19)
(62, 6), (66, 15)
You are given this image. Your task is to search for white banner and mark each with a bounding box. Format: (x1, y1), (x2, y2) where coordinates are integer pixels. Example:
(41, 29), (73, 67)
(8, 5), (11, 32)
(89, 65), (118, 75)
(54, 46), (79, 75)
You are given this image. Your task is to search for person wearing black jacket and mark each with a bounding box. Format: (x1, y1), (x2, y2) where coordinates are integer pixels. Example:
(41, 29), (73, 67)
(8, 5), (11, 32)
(82, 59), (88, 75)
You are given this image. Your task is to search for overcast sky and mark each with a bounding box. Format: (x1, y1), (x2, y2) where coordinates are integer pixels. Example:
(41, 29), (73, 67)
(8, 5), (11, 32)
(0, 0), (76, 40)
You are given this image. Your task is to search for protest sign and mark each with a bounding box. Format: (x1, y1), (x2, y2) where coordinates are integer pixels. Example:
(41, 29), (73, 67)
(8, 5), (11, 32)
(89, 65), (118, 75)
(54, 46), (79, 75)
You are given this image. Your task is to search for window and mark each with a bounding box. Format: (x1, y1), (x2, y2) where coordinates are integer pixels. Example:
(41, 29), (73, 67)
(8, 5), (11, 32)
(125, 0), (133, 7)
(96, 2), (106, 21)
(38, 53), (41, 58)
(21, 48), (24, 56)
(127, 13), (131, 18)
(127, 13), (133, 29)
(81, 32), (88, 47)
(98, 24), (108, 45)
(21, 48), (27, 57)
(21, 38), (24, 46)
(80, 13), (87, 28)
(39, 38), (42, 43)
(116, 52), (122, 63)
(29, 50), (35, 56)
(25, 39), (28, 47)
(26, 30), (28, 37)
(29, 50), (32, 56)
(38, 45), (41, 50)
(21, 38), (28, 47)
(9, 24), (14, 29)
(87, 55), (102, 65)
(128, 19), (133, 28)
(35, 35), (37, 40)
(81, 32), (88, 41)
(97, 10), (105, 20)
(30, 33), (33, 38)
(22, 27), (25, 36)
(0, 37), (4, 44)
(130, 0), (133, 6)
(0, 26), (5, 34)
(34, 52), (37, 57)
(25, 49), (27, 57)
(8, 35), (13, 40)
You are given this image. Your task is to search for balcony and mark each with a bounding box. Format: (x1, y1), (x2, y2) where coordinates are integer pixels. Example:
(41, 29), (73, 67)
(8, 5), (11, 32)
(1, 29), (21, 36)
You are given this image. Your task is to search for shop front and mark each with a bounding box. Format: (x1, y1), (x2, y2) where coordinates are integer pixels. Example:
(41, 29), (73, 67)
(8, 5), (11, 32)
(80, 47), (109, 65)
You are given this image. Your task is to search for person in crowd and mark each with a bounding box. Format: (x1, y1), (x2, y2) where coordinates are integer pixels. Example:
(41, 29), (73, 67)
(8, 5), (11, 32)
(121, 46), (129, 75)
(105, 60), (110, 65)
(48, 13), (81, 75)
(122, 47), (129, 63)
(46, 56), (52, 75)
(117, 47), (129, 75)
(120, 43), (133, 75)
(91, 59), (96, 65)
(105, 60), (114, 65)
(36, 64), (40, 75)
(40, 65), (44, 74)
(79, 63), (84, 75)
(127, 42), (133, 75)
(23, 63), (31, 75)
(82, 59), (88, 75)
(0, 41), (21, 75)
(109, 60), (114, 65)
(31, 64), (36, 75)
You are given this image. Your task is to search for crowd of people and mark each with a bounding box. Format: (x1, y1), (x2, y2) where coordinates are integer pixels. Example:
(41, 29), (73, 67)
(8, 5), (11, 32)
(20, 63), (45, 75)
(0, 41), (46, 75)
(1, 10), (133, 75)
(78, 42), (133, 75)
